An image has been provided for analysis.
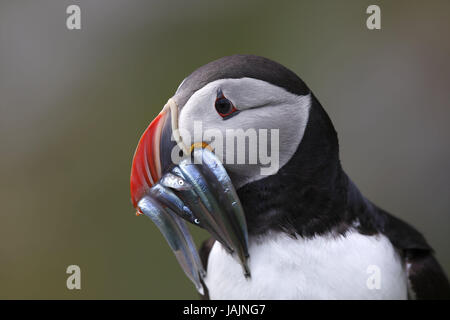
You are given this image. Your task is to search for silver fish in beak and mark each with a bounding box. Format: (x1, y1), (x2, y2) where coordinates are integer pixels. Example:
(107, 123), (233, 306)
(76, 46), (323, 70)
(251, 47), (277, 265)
(137, 194), (205, 294)
(130, 99), (250, 293)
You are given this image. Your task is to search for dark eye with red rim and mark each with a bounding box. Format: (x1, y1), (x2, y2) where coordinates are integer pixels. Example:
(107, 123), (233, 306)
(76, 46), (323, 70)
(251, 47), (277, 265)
(215, 89), (239, 119)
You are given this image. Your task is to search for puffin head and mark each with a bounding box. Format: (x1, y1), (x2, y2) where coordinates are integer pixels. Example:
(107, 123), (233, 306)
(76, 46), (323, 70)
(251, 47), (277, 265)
(174, 55), (313, 189)
(130, 55), (342, 292)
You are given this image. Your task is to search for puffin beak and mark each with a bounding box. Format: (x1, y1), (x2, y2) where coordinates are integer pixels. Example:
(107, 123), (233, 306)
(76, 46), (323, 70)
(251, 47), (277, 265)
(130, 102), (205, 294)
(130, 99), (250, 292)
(130, 100), (179, 207)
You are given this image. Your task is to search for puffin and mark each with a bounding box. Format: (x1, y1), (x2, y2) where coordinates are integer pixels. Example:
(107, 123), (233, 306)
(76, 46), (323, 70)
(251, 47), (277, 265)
(130, 54), (450, 299)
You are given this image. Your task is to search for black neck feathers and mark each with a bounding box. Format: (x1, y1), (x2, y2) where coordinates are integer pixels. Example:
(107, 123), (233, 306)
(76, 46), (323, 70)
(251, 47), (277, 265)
(237, 94), (353, 237)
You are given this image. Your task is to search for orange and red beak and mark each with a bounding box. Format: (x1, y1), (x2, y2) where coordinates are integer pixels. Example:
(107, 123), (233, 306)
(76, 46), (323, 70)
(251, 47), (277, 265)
(130, 110), (169, 210)
(130, 98), (189, 210)
(129, 99), (207, 293)
(129, 98), (250, 293)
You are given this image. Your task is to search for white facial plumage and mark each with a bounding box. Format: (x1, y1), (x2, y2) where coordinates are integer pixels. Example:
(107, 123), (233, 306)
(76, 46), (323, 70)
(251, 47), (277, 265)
(178, 78), (312, 188)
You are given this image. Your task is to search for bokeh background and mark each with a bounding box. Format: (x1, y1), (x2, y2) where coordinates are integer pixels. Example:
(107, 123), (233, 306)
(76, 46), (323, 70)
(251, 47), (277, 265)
(0, 0), (449, 299)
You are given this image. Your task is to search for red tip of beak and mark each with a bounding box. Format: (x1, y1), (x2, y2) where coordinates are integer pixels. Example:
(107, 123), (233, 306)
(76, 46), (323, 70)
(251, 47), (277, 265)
(130, 111), (168, 209)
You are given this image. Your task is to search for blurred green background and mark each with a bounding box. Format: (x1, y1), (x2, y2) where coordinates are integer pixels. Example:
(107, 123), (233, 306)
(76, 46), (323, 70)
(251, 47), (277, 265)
(0, 0), (449, 299)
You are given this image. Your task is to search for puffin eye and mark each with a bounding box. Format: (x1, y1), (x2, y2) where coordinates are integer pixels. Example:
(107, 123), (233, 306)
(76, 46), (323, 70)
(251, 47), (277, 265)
(215, 89), (239, 119)
(215, 98), (233, 115)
